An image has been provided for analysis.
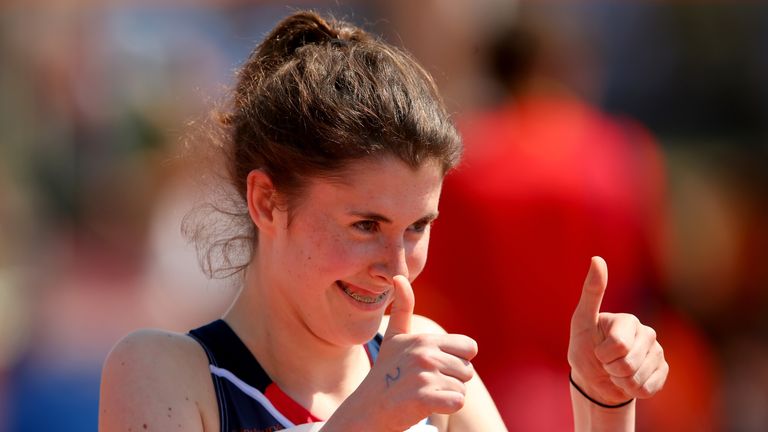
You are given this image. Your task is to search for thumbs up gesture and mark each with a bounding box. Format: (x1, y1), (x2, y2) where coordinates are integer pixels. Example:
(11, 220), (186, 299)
(327, 275), (478, 431)
(568, 257), (669, 406)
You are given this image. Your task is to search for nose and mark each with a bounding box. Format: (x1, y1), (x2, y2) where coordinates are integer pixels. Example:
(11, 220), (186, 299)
(370, 237), (410, 284)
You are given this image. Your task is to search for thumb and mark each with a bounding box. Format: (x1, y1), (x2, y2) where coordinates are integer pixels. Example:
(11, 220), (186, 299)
(384, 275), (415, 340)
(571, 256), (608, 334)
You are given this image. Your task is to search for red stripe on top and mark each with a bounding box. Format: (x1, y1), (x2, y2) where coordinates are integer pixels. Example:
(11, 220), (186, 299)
(264, 383), (323, 425)
(364, 342), (374, 366)
(263, 344), (375, 425)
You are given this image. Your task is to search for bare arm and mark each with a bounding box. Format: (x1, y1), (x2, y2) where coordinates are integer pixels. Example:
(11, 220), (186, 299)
(99, 329), (216, 432)
(570, 387), (635, 432)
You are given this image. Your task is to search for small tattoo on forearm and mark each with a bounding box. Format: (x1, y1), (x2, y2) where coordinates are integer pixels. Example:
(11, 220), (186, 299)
(385, 367), (401, 388)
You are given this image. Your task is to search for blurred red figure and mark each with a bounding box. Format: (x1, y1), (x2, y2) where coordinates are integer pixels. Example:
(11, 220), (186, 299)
(414, 26), (668, 430)
(417, 93), (665, 430)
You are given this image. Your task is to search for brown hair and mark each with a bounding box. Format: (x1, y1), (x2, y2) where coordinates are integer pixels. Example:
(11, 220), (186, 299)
(188, 10), (462, 279)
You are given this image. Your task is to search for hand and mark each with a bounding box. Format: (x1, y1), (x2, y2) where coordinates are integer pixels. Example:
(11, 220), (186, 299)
(568, 257), (668, 406)
(327, 275), (478, 431)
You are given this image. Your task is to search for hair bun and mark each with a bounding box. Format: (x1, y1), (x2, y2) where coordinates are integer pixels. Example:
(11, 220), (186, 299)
(259, 11), (356, 62)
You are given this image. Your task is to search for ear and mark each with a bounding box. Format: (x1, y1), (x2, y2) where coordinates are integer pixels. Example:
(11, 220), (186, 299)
(246, 169), (279, 235)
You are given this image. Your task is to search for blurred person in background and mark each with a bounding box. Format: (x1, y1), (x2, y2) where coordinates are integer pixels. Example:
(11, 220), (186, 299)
(592, 3), (768, 430)
(0, 9), (173, 429)
(0, 7), (242, 430)
(412, 6), (719, 431)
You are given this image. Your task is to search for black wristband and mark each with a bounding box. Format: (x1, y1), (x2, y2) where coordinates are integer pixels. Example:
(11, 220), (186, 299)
(569, 372), (634, 409)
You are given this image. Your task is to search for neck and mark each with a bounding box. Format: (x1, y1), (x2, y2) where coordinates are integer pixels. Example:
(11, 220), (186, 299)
(224, 260), (371, 415)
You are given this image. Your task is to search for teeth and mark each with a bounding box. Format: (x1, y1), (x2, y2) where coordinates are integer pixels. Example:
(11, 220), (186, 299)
(340, 282), (388, 304)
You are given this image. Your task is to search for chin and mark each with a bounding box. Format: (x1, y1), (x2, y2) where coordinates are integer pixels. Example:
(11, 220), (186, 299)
(340, 316), (384, 345)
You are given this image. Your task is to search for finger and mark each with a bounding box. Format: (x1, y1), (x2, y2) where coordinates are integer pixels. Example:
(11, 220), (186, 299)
(602, 324), (656, 377)
(609, 341), (663, 396)
(571, 256), (609, 334)
(436, 353), (475, 383)
(594, 313), (639, 364)
(613, 351), (669, 400)
(384, 275), (415, 340)
(419, 389), (466, 415)
(422, 372), (468, 396)
(436, 334), (479, 362)
(414, 374), (467, 414)
(636, 358), (669, 399)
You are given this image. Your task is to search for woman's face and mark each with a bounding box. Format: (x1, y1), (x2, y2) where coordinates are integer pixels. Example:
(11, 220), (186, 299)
(267, 155), (443, 346)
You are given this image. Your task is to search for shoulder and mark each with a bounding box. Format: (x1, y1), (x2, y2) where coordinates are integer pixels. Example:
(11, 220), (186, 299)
(99, 328), (217, 432)
(106, 328), (203, 362)
(102, 329), (208, 385)
(377, 314), (447, 336)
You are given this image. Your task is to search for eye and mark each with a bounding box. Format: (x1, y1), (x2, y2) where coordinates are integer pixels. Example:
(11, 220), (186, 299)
(408, 220), (432, 234)
(353, 220), (380, 233)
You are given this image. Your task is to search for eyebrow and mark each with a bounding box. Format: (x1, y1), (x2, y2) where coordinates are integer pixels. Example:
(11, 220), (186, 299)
(348, 211), (439, 225)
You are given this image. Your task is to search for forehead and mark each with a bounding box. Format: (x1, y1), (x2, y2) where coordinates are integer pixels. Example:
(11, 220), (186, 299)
(303, 156), (444, 214)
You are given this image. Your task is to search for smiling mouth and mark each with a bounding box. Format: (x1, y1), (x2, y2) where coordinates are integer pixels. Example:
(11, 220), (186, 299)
(336, 281), (389, 304)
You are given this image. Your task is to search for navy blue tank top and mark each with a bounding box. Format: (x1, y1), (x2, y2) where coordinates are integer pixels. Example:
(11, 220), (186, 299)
(189, 319), (384, 431)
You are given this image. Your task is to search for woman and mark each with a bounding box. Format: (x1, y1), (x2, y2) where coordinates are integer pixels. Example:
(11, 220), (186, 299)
(99, 11), (667, 431)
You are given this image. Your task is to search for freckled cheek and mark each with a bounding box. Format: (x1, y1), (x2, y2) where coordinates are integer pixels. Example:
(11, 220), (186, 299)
(408, 237), (430, 278)
(308, 233), (371, 276)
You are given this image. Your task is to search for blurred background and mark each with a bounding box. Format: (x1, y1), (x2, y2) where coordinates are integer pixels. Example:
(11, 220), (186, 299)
(1, 1), (766, 431)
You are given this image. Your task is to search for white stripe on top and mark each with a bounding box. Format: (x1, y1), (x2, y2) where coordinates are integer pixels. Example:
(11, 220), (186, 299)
(210, 364), (432, 430)
(209, 365), (296, 429)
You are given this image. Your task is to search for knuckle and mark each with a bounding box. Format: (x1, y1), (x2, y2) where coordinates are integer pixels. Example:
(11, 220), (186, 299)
(414, 390), (434, 412)
(612, 339), (632, 357)
(644, 325), (657, 342)
(603, 333), (631, 357)
(626, 373), (644, 392)
(438, 391), (465, 413)
(454, 379), (467, 395)
(622, 313), (640, 326)
(614, 357), (635, 376)
(414, 350), (438, 370)
(412, 333), (431, 346)
(414, 370), (432, 387)
(638, 381), (655, 398)
(451, 394), (466, 411)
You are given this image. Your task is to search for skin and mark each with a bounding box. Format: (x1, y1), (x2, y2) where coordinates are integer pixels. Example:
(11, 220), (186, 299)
(568, 257), (669, 431)
(99, 156), (667, 432)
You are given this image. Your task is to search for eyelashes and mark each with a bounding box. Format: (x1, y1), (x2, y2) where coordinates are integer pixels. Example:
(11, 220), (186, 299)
(351, 220), (433, 234)
(353, 220), (379, 233)
(409, 221), (432, 233)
